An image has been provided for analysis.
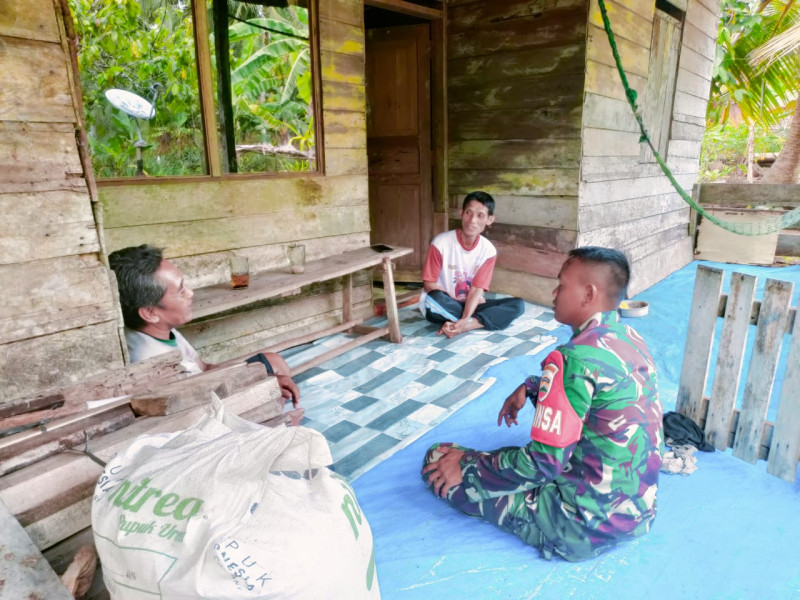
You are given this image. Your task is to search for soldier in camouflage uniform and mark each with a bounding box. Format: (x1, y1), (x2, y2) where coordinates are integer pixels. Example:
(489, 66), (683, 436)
(422, 247), (663, 562)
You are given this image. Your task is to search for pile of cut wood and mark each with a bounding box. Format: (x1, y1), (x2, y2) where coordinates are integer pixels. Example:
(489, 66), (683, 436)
(0, 350), (291, 599)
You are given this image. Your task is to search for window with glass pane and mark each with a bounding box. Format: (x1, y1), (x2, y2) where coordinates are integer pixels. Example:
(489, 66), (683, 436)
(70, 0), (207, 177)
(69, 0), (318, 179)
(208, 0), (316, 173)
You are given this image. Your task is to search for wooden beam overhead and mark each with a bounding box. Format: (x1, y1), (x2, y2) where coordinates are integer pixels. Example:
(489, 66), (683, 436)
(365, 0), (442, 20)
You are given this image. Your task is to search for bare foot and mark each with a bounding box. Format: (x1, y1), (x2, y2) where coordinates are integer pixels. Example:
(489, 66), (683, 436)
(436, 322), (454, 336)
(442, 318), (483, 339)
(441, 323), (460, 339)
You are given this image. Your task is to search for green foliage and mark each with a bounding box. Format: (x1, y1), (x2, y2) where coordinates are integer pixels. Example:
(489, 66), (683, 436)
(70, 0), (315, 177)
(702, 1), (800, 182)
(709, 0), (800, 127)
(222, 4), (315, 172)
(699, 122), (786, 181)
(70, 0), (205, 177)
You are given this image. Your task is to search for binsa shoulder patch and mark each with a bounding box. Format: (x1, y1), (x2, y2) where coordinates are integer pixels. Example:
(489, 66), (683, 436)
(530, 349), (583, 448)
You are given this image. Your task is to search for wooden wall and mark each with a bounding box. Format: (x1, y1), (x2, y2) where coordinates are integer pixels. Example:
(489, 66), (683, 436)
(579, 0), (720, 295)
(445, 0), (588, 304)
(0, 0), (724, 399)
(0, 0), (124, 403)
(99, 0), (373, 363)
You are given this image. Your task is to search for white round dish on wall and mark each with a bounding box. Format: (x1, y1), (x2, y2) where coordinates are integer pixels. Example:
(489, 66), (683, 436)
(619, 301), (649, 317)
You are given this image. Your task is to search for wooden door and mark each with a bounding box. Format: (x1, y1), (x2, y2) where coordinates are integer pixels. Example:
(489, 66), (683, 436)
(366, 24), (432, 280)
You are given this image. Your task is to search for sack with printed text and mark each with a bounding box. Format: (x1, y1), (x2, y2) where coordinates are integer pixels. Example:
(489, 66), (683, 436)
(92, 396), (380, 599)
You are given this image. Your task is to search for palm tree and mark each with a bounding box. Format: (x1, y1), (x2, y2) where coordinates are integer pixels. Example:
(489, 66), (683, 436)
(749, 2), (800, 182)
(709, 0), (800, 182)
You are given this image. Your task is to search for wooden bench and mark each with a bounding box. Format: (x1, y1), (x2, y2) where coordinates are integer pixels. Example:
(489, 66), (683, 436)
(676, 265), (800, 482)
(190, 245), (413, 374)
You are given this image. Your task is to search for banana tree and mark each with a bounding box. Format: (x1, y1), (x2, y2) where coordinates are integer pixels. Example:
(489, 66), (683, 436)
(217, 3), (315, 171)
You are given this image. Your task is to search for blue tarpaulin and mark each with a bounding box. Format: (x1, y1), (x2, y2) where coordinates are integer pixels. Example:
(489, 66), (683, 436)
(351, 261), (800, 600)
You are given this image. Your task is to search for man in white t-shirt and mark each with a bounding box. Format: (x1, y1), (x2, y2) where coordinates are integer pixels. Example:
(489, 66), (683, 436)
(109, 245), (299, 407)
(420, 191), (524, 339)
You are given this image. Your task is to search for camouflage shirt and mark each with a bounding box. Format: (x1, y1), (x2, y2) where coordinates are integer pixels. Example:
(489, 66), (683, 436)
(459, 310), (664, 556)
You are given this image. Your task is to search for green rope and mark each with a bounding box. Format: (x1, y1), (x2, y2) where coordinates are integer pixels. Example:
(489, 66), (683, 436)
(597, 0), (800, 236)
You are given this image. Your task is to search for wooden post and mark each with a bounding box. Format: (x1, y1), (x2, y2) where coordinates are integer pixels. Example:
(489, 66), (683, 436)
(192, 0), (222, 177)
(676, 265), (723, 423)
(689, 183), (701, 247)
(211, 0), (237, 173)
(431, 2), (447, 218)
(767, 306), (800, 481)
(381, 257), (402, 343)
(704, 272), (757, 450)
(733, 278), (793, 463)
(342, 273), (353, 323)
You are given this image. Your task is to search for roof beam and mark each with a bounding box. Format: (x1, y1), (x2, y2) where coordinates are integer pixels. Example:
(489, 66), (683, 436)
(364, 0), (442, 20)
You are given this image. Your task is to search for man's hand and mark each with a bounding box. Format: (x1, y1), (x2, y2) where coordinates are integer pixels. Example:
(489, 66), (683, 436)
(435, 320), (457, 337)
(421, 445), (465, 498)
(277, 375), (300, 407)
(497, 383), (527, 427)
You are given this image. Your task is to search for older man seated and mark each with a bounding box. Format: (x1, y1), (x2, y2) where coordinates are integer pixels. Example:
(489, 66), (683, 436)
(109, 244), (300, 407)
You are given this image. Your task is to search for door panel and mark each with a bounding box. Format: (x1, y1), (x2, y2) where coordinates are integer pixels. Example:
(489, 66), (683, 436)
(367, 24), (432, 278)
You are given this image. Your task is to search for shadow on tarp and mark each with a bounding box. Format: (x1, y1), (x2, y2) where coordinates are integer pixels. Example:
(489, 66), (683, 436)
(352, 260), (800, 600)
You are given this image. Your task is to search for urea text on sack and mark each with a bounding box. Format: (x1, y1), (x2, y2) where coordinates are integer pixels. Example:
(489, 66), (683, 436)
(106, 477), (204, 520)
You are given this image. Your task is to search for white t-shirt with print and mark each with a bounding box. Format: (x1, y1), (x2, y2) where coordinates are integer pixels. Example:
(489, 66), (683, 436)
(125, 328), (203, 375)
(422, 229), (497, 300)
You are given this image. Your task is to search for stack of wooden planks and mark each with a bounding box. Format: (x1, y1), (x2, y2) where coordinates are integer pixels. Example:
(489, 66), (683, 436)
(0, 350), (291, 598)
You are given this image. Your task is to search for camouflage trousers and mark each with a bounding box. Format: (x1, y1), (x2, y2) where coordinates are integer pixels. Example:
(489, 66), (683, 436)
(422, 443), (616, 562)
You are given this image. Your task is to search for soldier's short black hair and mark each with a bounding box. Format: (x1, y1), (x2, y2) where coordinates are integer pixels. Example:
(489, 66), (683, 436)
(568, 246), (630, 302)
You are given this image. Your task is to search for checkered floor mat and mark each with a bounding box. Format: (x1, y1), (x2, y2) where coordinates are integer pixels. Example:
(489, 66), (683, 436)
(284, 299), (560, 481)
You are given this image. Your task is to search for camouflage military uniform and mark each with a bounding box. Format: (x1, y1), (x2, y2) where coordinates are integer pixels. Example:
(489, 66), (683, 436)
(422, 311), (663, 561)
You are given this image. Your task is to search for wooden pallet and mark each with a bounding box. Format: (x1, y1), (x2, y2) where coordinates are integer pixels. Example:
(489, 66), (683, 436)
(676, 265), (800, 482)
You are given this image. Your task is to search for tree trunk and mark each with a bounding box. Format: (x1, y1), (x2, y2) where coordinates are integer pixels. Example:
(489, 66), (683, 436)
(761, 101), (800, 183)
(747, 122), (755, 183)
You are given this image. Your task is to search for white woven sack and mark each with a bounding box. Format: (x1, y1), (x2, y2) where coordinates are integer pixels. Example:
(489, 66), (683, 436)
(92, 397), (380, 599)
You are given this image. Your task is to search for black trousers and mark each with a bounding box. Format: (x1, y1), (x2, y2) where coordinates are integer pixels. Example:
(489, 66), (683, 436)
(424, 289), (525, 331)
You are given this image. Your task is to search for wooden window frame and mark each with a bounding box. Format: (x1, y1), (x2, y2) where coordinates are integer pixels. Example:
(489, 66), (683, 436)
(94, 0), (324, 186)
(640, 1), (684, 164)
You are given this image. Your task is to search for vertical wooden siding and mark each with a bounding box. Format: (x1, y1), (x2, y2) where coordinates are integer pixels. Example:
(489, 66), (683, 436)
(579, 0), (720, 295)
(446, 0), (588, 304)
(99, 0), (373, 362)
(0, 0), (124, 403)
